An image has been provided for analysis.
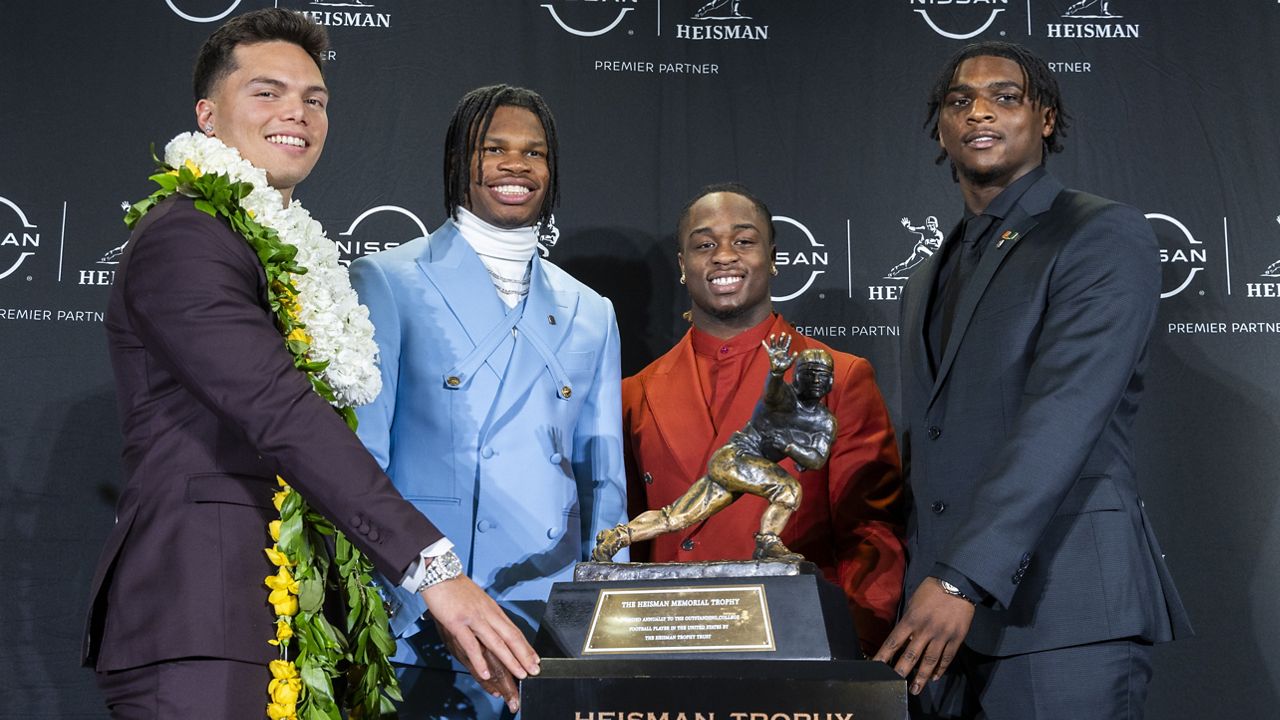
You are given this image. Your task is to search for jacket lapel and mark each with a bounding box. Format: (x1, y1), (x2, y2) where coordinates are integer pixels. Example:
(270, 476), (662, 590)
(904, 223), (955, 389)
(640, 332), (718, 483)
(929, 174), (1062, 407)
(415, 221), (515, 381)
(484, 257), (581, 434)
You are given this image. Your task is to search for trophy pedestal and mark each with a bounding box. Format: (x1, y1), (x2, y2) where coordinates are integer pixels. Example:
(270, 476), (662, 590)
(524, 561), (906, 718)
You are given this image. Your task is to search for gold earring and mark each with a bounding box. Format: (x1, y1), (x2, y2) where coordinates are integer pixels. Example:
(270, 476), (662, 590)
(770, 265), (778, 276)
(679, 273), (686, 285)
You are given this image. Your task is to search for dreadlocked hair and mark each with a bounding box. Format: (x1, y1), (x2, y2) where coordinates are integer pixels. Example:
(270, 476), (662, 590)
(925, 41), (1071, 172)
(443, 84), (560, 232)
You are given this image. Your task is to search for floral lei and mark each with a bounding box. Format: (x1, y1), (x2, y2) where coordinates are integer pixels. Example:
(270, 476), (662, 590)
(125, 132), (401, 719)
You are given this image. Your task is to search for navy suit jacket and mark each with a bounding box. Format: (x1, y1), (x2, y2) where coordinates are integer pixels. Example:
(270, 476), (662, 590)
(899, 172), (1193, 656)
(85, 196), (441, 671)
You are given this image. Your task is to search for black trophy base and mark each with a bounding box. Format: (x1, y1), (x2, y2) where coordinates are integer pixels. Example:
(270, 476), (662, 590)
(537, 560), (861, 661)
(521, 658), (906, 720)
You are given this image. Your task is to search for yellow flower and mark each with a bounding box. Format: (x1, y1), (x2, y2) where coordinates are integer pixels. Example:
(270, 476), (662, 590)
(274, 618), (294, 644)
(269, 659), (299, 680)
(287, 327), (311, 344)
(276, 475), (290, 488)
(269, 519), (282, 542)
(183, 158), (203, 177)
(265, 544), (294, 568)
(270, 676), (302, 705)
(273, 490), (289, 512)
(266, 701), (297, 720)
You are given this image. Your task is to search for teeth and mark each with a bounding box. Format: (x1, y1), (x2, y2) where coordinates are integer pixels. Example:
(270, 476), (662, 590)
(711, 277), (742, 286)
(493, 184), (531, 196)
(267, 135), (306, 147)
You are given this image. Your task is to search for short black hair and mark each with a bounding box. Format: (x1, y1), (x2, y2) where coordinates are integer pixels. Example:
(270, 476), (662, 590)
(193, 9), (329, 101)
(675, 182), (776, 251)
(925, 41), (1070, 172)
(443, 85), (560, 232)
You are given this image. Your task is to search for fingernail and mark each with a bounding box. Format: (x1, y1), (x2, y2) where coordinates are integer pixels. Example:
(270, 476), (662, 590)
(911, 682), (922, 695)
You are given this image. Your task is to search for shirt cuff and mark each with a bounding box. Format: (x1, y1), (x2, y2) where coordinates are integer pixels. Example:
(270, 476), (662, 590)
(398, 538), (455, 592)
(931, 562), (989, 604)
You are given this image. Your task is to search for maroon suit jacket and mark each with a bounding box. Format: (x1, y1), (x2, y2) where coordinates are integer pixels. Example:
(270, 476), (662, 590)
(84, 196), (441, 671)
(623, 314), (907, 652)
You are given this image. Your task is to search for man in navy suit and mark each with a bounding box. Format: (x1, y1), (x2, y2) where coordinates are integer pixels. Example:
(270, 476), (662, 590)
(873, 42), (1192, 719)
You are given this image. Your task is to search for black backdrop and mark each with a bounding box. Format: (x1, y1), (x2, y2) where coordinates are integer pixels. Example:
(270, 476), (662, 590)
(3, 1), (1278, 717)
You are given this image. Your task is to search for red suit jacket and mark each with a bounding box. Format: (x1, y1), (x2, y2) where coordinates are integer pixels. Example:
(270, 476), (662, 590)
(623, 314), (906, 651)
(84, 196), (442, 671)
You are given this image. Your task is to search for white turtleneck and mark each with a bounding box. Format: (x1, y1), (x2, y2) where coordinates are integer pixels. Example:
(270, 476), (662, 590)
(455, 206), (539, 308)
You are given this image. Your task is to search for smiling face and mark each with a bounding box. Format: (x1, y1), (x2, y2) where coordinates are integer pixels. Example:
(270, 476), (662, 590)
(195, 41), (328, 205)
(678, 191), (774, 336)
(937, 55), (1055, 195)
(465, 105), (550, 229)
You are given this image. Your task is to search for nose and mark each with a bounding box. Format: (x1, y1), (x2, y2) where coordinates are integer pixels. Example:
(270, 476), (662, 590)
(280, 95), (308, 125)
(967, 96), (996, 122)
(498, 151), (531, 174)
(711, 241), (738, 264)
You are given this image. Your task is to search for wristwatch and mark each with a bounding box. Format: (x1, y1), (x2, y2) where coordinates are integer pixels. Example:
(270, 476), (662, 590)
(936, 577), (976, 604)
(415, 549), (463, 593)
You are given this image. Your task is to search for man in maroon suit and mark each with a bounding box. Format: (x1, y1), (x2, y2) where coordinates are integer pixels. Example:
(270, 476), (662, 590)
(83, 10), (536, 717)
(621, 184), (907, 653)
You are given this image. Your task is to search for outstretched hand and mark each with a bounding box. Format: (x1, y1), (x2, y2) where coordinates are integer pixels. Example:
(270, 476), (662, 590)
(871, 578), (975, 696)
(422, 575), (540, 712)
(763, 332), (796, 374)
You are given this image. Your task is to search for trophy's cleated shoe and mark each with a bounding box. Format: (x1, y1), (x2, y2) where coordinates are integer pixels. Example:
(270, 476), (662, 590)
(753, 532), (803, 562)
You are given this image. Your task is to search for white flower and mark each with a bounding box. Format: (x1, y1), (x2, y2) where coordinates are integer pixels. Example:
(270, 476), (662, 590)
(162, 132), (381, 408)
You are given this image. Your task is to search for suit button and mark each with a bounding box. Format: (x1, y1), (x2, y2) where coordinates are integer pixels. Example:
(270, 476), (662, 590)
(481, 447), (495, 459)
(350, 515), (363, 527)
(642, 472), (653, 485)
(547, 314), (557, 325)
(927, 426), (941, 440)
(549, 452), (563, 464)
(477, 519), (494, 533)
(1012, 570), (1024, 584)
(561, 385), (573, 399)
(681, 539), (695, 551)
(446, 376), (461, 387)
(369, 529), (380, 542)
(547, 527), (559, 539)
(1019, 552), (1032, 568)
(931, 500), (946, 514)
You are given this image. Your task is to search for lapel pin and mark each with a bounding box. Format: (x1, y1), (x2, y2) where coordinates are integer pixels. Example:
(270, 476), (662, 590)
(996, 230), (1019, 248)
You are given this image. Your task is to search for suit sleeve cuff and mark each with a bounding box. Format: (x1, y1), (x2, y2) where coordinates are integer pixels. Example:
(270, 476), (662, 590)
(932, 562), (990, 604)
(398, 537), (455, 592)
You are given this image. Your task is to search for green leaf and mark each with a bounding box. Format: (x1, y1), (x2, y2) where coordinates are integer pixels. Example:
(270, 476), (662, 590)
(193, 199), (216, 217)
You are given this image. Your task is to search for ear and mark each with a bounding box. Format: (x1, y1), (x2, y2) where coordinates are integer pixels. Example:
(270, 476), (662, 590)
(1041, 106), (1056, 139)
(677, 253), (685, 275)
(195, 98), (215, 135)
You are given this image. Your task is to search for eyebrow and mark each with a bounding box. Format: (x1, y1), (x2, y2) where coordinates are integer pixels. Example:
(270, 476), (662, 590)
(948, 80), (1024, 94)
(482, 133), (547, 148)
(247, 76), (329, 96)
(690, 222), (759, 237)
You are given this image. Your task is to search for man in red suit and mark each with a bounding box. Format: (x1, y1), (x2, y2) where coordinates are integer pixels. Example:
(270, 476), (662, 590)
(621, 183), (907, 652)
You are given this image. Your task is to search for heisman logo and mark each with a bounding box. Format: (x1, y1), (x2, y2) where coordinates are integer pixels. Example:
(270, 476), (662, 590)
(771, 215), (827, 303)
(676, 0), (768, 40)
(0, 195), (40, 282)
(164, 0), (242, 23)
(911, 0), (1008, 41)
(1047, 0), (1139, 38)
(1261, 215), (1280, 279)
(886, 215), (944, 279)
(539, 1), (637, 38)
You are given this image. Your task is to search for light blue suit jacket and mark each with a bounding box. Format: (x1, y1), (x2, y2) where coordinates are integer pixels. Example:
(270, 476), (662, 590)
(350, 220), (627, 669)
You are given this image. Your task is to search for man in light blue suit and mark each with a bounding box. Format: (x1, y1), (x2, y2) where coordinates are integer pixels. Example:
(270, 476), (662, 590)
(350, 85), (628, 719)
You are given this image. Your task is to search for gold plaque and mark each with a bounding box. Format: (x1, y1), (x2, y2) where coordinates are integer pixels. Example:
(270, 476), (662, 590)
(582, 585), (774, 654)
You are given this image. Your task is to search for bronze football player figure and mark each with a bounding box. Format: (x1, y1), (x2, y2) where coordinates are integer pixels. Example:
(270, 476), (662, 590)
(593, 332), (836, 562)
